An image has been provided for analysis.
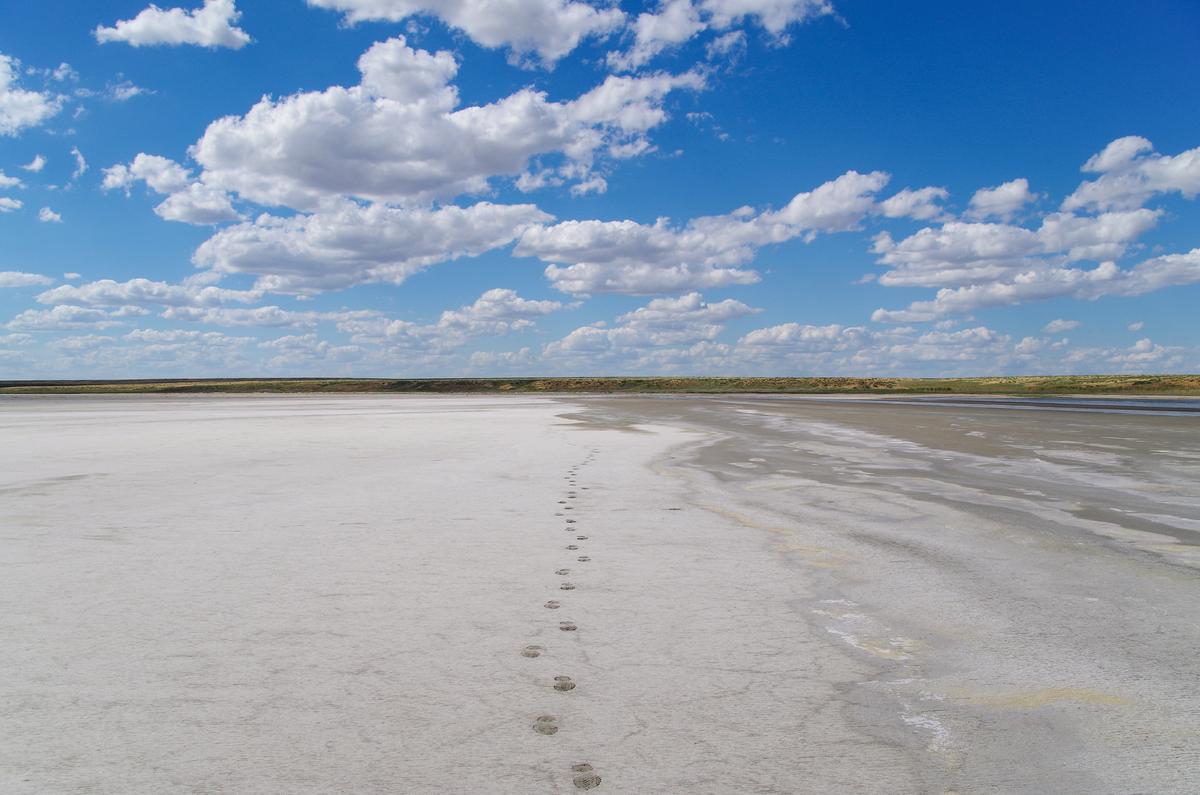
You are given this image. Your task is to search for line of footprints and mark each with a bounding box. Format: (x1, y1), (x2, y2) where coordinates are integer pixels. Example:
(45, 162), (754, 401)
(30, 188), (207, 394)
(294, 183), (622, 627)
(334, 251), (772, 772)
(521, 449), (603, 791)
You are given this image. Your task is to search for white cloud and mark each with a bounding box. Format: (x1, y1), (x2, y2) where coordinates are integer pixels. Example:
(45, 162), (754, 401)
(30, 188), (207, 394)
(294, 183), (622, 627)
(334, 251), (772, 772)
(340, 288), (566, 351)
(6, 305), (129, 330)
(521, 170), (921, 295)
(1043, 318), (1079, 333)
(306, 0), (625, 66)
(0, 54), (62, 136)
(37, 207), (62, 223)
(1063, 136), (1200, 211)
(70, 146), (87, 180)
(103, 154), (239, 224)
(872, 248), (1200, 323)
(161, 305), (379, 328)
(38, 277), (261, 308)
(195, 200), (550, 293)
(0, 271), (55, 288)
(94, 0), (252, 49)
(871, 209), (1160, 289)
(1064, 336), (1184, 370)
(545, 292), (757, 357)
(1127, 321), (1144, 332)
(0, 197), (23, 212)
(608, 0), (705, 71)
(109, 81), (153, 102)
(608, 0), (833, 71)
(700, 0), (835, 36)
(21, 154), (46, 172)
(191, 37), (704, 208)
(878, 186), (948, 221)
(967, 178), (1036, 221)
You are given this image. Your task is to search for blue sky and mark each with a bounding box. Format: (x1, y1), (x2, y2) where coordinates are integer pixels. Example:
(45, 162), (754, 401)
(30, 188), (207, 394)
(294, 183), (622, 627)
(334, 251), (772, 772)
(1, 0), (1198, 377)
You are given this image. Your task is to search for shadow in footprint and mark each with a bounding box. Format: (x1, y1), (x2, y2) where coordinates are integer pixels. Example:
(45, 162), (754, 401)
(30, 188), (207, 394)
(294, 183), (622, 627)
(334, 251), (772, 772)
(577, 556), (590, 562)
(559, 621), (577, 631)
(560, 582), (575, 591)
(522, 645), (545, 658)
(545, 600), (561, 609)
(554, 675), (576, 692)
(572, 764), (601, 790)
(533, 715), (559, 736)
(556, 568), (571, 576)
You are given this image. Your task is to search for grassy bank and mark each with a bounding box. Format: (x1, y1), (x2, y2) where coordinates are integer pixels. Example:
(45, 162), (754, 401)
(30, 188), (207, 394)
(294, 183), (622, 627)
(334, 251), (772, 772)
(1, 374), (1198, 395)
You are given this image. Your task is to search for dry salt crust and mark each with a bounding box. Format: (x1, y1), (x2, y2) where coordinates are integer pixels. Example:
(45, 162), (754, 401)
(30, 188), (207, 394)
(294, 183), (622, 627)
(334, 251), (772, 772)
(1, 394), (1198, 793)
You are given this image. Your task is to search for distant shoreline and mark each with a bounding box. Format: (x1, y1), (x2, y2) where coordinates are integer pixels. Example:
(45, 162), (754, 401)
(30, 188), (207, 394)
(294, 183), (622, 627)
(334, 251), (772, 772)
(1, 374), (1198, 395)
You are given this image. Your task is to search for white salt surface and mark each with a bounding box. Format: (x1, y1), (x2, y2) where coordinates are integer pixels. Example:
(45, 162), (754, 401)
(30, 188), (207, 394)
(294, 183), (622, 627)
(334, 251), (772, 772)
(4, 394), (1198, 794)
(0, 396), (898, 793)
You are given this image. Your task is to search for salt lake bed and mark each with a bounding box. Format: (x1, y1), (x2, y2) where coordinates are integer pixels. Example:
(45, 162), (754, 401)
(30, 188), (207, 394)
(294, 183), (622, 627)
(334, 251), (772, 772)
(2, 395), (1197, 793)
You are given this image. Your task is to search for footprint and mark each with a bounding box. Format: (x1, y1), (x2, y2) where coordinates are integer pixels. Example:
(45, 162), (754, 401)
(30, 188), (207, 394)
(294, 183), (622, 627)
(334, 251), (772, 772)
(572, 765), (601, 790)
(522, 645), (545, 658)
(533, 715), (559, 736)
(545, 600), (561, 609)
(556, 568), (571, 576)
(558, 501), (567, 505)
(559, 621), (577, 631)
(577, 556), (590, 562)
(576, 535), (588, 540)
(566, 545), (579, 550)
(566, 519), (577, 524)
(554, 675), (576, 692)
(565, 506), (574, 510)
(560, 582), (575, 591)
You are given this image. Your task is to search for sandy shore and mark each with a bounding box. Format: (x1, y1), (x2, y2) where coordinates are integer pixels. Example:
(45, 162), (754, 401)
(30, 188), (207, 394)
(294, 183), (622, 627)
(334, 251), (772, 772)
(1, 395), (1197, 793)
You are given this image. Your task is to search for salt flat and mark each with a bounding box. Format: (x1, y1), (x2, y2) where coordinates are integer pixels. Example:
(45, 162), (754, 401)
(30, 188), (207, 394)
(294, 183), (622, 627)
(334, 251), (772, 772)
(1, 395), (1198, 793)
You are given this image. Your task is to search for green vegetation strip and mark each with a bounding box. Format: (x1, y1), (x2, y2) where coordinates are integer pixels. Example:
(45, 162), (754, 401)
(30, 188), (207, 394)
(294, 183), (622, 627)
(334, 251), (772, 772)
(1, 375), (1198, 395)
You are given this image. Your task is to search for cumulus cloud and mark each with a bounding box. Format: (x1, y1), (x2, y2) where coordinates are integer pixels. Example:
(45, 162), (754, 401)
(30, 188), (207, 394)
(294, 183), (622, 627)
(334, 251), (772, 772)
(545, 292), (757, 357)
(37, 207), (62, 223)
(94, 0), (252, 49)
(161, 305), (380, 328)
(0, 197), (23, 212)
(306, 0), (624, 66)
(1043, 318), (1079, 333)
(521, 170), (937, 294)
(0, 54), (62, 136)
(1063, 136), (1200, 211)
(871, 209), (1161, 289)
(608, 0), (705, 71)
(339, 288), (567, 350)
(195, 200), (551, 293)
(1127, 321), (1144, 332)
(37, 277), (261, 309)
(70, 147), (87, 180)
(878, 186), (948, 221)
(102, 153), (239, 224)
(608, 0), (834, 71)
(6, 305), (131, 330)
(0, 271), (55, 288)
(872, 248), (1200, 323)
(967, 178), (1036, 221)
(190, 37), (704, 208)
(21, 154), (46, 172)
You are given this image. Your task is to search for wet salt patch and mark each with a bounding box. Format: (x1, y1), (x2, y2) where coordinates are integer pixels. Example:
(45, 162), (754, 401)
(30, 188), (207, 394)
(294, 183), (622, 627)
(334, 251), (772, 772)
(1128, 512), (1200, 532)
(729, 462), (760, 469)
(965, 431), (987, 438)
(901, 712), (951, 750)
(748, 457), (767, 463)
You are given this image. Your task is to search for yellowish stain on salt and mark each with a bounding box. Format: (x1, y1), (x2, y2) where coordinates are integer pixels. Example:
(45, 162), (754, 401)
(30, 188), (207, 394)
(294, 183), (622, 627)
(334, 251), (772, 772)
(950, 687), (1131, 708)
